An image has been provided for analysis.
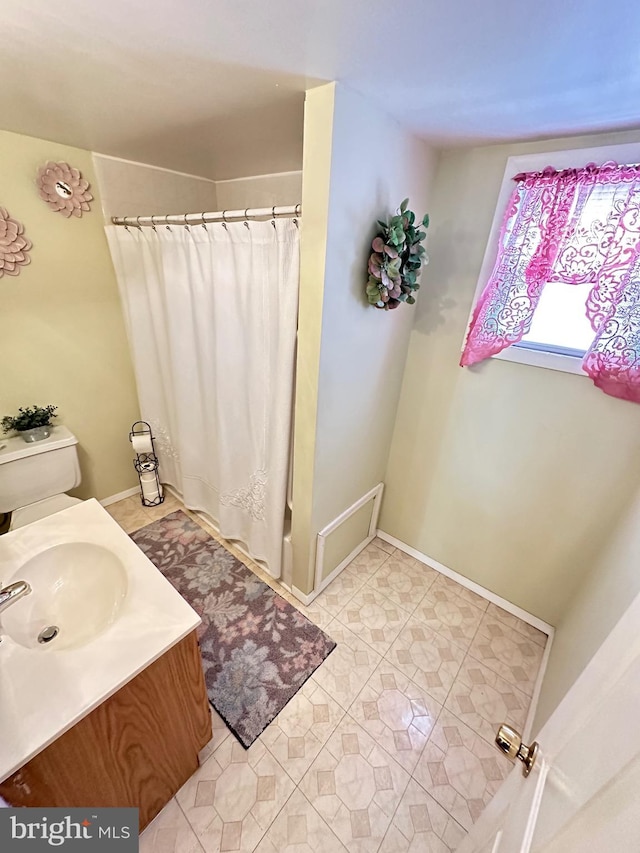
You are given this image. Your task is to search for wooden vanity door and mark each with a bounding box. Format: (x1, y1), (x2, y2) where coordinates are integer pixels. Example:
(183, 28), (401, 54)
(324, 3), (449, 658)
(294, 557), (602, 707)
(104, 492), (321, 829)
(0, 631), (212, 831)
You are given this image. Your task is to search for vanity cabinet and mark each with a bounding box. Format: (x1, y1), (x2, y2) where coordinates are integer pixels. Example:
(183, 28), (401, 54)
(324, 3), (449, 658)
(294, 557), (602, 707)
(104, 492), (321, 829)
(0, 631), (211, 831)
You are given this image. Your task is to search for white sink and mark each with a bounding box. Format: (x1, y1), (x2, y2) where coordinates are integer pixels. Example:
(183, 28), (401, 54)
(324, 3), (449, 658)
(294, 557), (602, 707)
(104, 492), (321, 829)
(0, 498), (200, 784)
(2, 542), (128, 650)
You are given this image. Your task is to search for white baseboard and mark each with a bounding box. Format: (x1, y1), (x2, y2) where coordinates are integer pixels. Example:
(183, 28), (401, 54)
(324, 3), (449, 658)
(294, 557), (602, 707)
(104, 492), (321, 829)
(376, 530), (554, 636)
(291, 585), (317, 606)
(100, 486), (139, 507)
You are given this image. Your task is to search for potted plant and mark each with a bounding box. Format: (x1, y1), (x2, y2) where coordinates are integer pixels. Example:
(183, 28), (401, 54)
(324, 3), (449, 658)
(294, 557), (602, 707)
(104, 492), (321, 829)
(365, 198), (430, 310)
(1, 405), (58, 443)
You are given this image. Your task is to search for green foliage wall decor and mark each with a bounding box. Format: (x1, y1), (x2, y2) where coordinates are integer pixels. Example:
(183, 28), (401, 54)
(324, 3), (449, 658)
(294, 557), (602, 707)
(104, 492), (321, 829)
(365, 198), (429, 310)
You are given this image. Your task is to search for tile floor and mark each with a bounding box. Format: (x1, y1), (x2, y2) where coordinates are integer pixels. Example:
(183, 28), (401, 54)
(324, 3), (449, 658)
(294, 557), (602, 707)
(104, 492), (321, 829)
(105, 493), (548, 852)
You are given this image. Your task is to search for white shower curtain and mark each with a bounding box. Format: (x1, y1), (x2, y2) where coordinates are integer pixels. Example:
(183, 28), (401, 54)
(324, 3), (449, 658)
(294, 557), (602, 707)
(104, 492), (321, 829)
(106, 218), (299, 578)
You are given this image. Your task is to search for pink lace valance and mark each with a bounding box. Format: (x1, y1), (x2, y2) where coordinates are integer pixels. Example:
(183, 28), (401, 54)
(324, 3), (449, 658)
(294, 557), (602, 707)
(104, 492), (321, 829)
(512, 161), (640, 185)
(461, 161), (640, 403)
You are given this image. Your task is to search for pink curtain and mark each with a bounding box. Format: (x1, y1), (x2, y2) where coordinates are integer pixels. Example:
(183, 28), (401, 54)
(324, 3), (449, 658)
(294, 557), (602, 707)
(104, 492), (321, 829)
(460, 162), (640, 403)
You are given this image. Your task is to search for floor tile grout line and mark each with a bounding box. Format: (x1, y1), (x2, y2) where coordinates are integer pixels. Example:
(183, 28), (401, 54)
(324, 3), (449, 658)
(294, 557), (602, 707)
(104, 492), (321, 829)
(253, 781), (299, 852)
(467, 612), (542, 688)
(357, 626), (473, 840)
(429, 700), (518, 773)
(315, 569), (371, 616)
(368, 620), (539, 761)
(440, 591), (511, 725)
(336, 709), (414, 853)
(331, 568), (461, 658)
(462, 646), (541, 703)
(378, 644), (455, 759)
(361, 564), (440, 617)
(347, 653), (446, 780)
(456, 592), (495, 683)
(406, 771), (470, 840)
(173, 795), (207, 853)
(193, 731), (307, 852)
(294, 786), (351, 853)
(295, 695), (461, 852)
(330, 607), (411, 660)
(354, 560), (502, 668)
(409, 700), (511, 838)
(441, 609), (543, 750)
(483, 603), (549, 647)
(386, 653), (455, 765)
(259, 683), (349, 788)
(408, 605), (483, 655)
(315, 555), (391, 621)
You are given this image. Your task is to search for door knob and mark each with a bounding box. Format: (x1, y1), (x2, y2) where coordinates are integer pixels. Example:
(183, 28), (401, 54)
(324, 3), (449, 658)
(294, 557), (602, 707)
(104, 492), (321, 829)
(495, 724), (539, 777)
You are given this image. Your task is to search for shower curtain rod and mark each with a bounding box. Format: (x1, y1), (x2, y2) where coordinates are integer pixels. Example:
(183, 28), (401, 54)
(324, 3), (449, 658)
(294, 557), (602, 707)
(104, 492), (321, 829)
(111, 204), (301, 228)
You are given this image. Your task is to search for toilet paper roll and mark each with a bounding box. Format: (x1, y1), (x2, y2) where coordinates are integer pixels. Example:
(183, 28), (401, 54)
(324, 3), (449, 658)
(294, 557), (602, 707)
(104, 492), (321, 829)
(140, 472), (161, 502)
(132, 433), (153, 455)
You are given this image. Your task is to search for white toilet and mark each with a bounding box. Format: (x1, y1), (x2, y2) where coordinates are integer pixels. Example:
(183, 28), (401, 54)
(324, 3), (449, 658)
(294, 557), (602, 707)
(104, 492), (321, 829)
(0, 425), (83, 530)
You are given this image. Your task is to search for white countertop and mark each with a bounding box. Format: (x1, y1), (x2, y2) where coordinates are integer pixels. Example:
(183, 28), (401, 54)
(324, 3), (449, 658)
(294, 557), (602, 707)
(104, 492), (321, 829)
(0, 499), (201, 783)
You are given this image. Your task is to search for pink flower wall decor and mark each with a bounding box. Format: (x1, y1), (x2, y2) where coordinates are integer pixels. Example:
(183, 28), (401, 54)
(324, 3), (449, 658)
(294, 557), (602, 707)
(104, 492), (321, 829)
(36, 161), (93, 218)
(0, 207), (32, 278)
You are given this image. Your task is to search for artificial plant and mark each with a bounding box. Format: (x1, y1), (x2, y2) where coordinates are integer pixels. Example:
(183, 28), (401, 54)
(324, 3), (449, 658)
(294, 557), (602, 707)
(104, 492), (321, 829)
(366, 198), (429, 310)
(1, 404), (58, 433)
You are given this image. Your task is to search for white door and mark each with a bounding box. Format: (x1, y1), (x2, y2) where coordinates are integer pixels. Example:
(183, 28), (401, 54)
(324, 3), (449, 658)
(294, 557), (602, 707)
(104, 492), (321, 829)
(457, 589), (640, 853)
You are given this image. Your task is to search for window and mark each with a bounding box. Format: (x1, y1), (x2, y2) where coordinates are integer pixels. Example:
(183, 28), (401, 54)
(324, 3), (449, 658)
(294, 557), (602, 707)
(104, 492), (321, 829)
(461, 142), (640, 403)
(518, 280), (595, 356)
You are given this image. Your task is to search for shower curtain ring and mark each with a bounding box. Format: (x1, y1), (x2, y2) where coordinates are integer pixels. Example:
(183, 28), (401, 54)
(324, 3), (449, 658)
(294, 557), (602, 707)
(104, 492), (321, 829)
(183, 213), (190, 231)
(271, 206), (276, 228)
(201, 213), (207, 230)
(243, 209), (250, 229)
(221, 210), (228, 230)
(150, 215), (157, 232)
(136, 216), (143, 230)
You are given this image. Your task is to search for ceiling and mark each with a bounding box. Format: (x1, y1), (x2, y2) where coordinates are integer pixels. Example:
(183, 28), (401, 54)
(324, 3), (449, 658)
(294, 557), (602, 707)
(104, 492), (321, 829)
(4, 0), (640, 179)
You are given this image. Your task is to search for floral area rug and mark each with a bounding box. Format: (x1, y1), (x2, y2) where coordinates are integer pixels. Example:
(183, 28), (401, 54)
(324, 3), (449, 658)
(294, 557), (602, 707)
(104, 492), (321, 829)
(131, 510), (335, 748)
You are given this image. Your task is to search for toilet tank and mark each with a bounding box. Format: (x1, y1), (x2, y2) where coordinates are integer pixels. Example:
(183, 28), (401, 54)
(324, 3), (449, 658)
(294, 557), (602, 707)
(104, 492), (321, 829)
(0, 426), (81, 514)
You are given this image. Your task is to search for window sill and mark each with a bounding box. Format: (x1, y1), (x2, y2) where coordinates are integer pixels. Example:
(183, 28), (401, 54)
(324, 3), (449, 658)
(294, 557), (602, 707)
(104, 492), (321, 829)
(493, 345), (587, 376)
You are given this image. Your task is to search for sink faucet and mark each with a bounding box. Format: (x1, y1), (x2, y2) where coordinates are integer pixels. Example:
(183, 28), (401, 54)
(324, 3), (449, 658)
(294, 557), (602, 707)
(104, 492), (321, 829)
(0, 580), (31, 614)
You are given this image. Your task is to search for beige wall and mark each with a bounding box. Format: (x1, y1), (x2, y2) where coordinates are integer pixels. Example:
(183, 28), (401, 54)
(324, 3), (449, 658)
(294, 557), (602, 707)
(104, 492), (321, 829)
(534, 486), (640, 731)
(94, 154), (301, 219)
(216, 171), (302, 210)
(0, 130), (140, 500)
(380, 128), (640, 626)
(291, 83), (437, 593)
(92, 154), (217, 219)
(291, 84), (335, 593)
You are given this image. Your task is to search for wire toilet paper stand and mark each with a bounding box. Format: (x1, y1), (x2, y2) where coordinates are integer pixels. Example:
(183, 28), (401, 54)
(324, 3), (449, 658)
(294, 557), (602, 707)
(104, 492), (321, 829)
(129, 421), (165, 507)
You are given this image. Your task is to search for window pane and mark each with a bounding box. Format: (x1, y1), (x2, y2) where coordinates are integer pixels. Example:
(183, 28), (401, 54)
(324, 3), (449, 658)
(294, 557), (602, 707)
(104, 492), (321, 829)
(520, 281), (595, 353)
